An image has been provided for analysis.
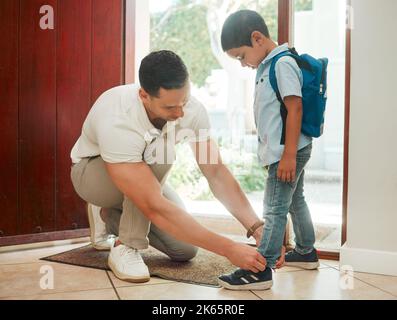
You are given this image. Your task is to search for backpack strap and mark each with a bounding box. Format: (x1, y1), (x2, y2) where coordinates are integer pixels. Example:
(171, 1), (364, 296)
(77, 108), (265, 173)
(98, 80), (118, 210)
(269, 48), (308, 145)
(269, 50), (292, 145)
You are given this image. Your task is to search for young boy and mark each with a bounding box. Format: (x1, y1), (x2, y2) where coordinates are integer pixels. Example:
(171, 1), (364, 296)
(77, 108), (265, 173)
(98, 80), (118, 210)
(218, 10), (319, 290)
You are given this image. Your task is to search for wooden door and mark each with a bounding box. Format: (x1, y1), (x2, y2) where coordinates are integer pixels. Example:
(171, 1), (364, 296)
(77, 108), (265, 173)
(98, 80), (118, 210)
(0, 0), (134, 246)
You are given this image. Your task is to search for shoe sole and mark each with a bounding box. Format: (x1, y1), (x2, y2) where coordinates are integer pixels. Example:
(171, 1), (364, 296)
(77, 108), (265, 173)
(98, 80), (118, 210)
(108, 257), (150, 283)
(284, 261), (320, 270)
(92, 243), (111, 251)
(218, 278), (273, 291)
(87, 203), (112, 251)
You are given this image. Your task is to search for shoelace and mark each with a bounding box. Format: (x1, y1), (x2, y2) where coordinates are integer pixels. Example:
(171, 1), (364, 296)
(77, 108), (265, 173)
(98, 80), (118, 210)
(120, 246), (144, 265)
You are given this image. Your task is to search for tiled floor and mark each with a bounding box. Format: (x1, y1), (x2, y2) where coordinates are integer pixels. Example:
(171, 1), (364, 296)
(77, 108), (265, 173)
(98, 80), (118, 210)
(0, 239), (396, 300)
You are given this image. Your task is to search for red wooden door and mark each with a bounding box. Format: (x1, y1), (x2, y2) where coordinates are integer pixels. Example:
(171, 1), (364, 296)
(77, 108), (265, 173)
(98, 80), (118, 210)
(0, 0), (19, 238)
(0, 0), (133, 245)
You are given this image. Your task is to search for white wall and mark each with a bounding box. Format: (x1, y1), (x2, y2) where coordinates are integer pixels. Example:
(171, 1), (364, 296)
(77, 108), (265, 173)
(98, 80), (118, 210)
(340, 0), (397, 276)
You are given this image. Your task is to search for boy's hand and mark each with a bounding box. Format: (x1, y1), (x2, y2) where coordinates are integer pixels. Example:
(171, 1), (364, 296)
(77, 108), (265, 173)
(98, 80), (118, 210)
(275, 245), (286, 269)
(277, 154), (296, 183)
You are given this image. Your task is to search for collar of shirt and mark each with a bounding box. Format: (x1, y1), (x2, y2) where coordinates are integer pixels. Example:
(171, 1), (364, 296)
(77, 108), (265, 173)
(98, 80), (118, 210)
(256, 43), (290, 80)
(261, 42), (290, 65)
(136, 93), (180, 135)
(134, 94), (155, 131)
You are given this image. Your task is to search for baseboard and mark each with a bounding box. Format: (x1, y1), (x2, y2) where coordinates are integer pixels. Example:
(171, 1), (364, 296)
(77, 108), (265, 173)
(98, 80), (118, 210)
(340, 244), (397, 276)
(0, 229), (90, 248)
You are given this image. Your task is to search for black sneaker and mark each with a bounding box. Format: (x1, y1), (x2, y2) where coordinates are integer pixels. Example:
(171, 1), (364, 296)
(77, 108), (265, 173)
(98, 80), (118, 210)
(218, 267), (273, 291)
(284, 248), (320, 270)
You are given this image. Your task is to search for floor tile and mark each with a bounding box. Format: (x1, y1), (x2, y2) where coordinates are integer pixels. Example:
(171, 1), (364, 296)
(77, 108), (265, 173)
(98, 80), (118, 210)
(3, 244), (396, 300)
(3, 288), (118, 300)
(252, 267), (396, 300)
(117, 282), (260, 300)
(0, 262), (112, 298)
(320, 259), (340, 268)
(352, 272), (397, 297)
(275, 262), (330, 273)
(107, 271), (175, 288)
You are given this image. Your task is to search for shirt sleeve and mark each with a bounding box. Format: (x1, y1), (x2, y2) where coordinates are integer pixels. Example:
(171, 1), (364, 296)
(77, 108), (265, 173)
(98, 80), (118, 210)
(187, 97), (212, 143)
(275, 56), (303, 100)
(96, 116), (146, 163)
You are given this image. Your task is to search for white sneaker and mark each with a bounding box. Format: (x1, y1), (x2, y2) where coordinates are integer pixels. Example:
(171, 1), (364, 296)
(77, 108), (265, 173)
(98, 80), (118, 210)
(108, 243), (150, 283)
(87, 203), (115, 251)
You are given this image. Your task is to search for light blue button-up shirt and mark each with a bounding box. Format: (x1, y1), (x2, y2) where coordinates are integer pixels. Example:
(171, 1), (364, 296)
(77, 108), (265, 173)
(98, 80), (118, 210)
(254, 43), (312, 166)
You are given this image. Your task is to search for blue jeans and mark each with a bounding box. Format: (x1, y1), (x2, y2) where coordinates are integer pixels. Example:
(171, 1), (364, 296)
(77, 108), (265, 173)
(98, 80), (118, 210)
(258, 143), (315, 267)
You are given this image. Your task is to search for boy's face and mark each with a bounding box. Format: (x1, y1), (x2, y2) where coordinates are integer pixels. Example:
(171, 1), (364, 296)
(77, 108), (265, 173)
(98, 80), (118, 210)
(226, 31), (270, 69)
(226, 46), (264, 69)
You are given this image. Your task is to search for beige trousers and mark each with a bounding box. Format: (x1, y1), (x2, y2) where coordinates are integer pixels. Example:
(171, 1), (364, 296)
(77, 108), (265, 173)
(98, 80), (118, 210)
(70, 156), (197, 261)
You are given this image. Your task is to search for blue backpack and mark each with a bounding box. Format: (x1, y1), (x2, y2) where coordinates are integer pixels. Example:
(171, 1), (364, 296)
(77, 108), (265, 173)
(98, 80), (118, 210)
(269, 48), (328, 145)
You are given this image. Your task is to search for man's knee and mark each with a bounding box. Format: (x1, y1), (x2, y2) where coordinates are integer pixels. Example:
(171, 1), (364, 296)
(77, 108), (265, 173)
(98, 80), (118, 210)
(167, 244), (198, 262)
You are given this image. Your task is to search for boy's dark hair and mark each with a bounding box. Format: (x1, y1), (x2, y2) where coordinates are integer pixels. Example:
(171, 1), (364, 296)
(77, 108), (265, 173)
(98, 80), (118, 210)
(221, 10), (270, 52)
(139, 50), (189, 97)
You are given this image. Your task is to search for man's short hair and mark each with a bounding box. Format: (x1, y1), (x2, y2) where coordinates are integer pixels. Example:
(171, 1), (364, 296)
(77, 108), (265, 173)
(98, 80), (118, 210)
(139, 50), (189, 97)
(221, 10), (270, 52)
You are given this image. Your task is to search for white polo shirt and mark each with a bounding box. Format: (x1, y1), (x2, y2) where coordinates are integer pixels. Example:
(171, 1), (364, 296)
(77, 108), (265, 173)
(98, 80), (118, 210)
(70, 84), (211, 164)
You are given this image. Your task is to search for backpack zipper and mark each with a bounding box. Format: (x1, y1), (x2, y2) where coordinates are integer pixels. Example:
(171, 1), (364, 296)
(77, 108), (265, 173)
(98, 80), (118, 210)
(320, 59), (326, 95)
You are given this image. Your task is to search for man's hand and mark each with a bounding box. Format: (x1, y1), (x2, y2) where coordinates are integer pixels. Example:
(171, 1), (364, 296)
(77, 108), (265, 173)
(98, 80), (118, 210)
(253, 229), (285, 269)
(225, 242), (267, 273)
(275, 245), (286, 269)
(277, 154), (297, 183)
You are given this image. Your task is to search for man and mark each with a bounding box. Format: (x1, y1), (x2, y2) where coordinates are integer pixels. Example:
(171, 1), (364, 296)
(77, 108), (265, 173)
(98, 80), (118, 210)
(70, 50), (266, 283)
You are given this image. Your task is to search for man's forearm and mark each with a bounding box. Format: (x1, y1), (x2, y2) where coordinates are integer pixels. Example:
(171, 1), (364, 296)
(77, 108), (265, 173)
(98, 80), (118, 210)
(206, 165), (260, 231)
